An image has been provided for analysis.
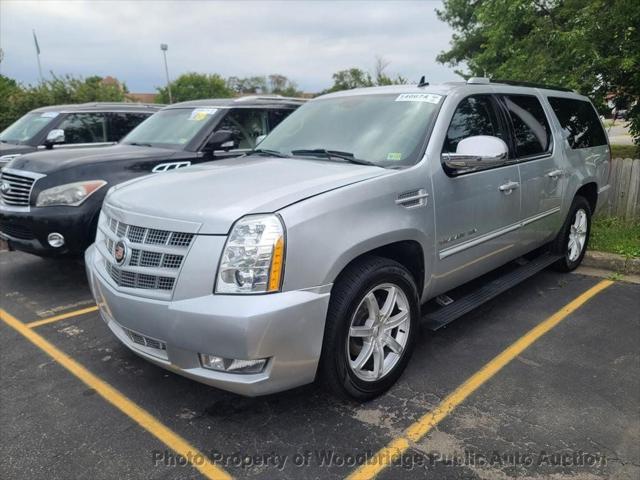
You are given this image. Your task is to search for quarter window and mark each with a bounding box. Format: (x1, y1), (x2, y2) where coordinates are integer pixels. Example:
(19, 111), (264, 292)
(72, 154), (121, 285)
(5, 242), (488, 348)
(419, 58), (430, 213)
(444, 95), (507, 154)
(502, 95), (551, 157)
(548, 97), (607, 149)
(56, 113), (107, 144)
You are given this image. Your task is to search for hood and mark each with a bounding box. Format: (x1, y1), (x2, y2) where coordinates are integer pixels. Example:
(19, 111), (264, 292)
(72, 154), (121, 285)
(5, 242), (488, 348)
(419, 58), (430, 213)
(0, 142), (36, 159)
(107, 155), (390, 234)
(8, 144), (176, 174)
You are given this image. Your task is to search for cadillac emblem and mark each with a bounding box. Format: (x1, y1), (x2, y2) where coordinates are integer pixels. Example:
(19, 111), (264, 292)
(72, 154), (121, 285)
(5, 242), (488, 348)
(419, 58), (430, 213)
(0, 181), (10, 195)
(114, 240), (127, 265)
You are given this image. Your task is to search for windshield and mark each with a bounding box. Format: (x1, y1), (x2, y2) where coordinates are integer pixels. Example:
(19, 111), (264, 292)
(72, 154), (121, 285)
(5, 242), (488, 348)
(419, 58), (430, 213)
(259, 93), (442, 167)
(122, 108), (218, 149)
(0, 112), (59, 144)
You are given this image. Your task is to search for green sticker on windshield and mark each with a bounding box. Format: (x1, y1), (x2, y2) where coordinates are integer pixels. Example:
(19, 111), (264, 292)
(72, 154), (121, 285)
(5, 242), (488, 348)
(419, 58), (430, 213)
(387, 152), (402, 161)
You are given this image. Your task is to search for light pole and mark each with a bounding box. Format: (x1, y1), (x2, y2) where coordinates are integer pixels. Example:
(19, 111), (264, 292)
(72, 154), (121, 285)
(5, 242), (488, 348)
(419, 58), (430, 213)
(160, 43), (173, 104)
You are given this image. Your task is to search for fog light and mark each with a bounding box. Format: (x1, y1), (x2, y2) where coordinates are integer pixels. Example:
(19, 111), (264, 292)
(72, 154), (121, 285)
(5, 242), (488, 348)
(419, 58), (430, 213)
(47, 232), (65, 248)
(199, 353), (267, 374)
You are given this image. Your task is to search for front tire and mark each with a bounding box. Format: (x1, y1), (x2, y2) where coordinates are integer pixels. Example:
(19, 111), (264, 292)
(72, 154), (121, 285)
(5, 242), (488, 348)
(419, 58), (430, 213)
(552, 195), (592, 272)
(319, 256), (419, 401)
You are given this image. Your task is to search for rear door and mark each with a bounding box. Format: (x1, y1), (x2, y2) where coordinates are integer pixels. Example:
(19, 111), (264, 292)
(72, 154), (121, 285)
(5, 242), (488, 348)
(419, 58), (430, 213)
(431, 94), (522, 294)
(498, 93), (562, 247)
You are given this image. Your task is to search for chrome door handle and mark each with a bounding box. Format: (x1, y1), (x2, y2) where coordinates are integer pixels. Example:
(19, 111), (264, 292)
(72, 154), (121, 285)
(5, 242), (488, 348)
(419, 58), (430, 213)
(547, 169), (564, 179)
(499, 181), (520, 194)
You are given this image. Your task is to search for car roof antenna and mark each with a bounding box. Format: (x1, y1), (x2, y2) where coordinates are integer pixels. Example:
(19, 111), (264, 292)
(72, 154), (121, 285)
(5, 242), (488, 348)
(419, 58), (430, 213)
(418, 75), (429, 87)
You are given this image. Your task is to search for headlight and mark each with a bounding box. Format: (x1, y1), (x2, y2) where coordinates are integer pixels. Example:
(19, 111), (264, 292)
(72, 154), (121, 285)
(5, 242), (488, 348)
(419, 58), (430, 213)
(36, 180), (107, 207)
(215, 214), (285, 294)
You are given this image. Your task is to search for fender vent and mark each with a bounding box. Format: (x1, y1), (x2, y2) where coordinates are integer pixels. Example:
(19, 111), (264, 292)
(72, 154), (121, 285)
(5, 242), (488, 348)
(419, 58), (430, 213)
(395, 189), (428, 209)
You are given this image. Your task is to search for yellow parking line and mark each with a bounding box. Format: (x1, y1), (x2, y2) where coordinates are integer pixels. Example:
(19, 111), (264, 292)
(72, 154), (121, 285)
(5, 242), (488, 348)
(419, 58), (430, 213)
(346, 279), (614, 480)
(0, 308), (232, 480)
(27, 305), (99, 328)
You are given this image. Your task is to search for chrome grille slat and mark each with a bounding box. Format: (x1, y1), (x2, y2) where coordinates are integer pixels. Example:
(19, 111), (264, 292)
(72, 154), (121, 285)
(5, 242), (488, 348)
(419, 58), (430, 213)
(100, 213), (194, 295)
(0, 170), (39, 207)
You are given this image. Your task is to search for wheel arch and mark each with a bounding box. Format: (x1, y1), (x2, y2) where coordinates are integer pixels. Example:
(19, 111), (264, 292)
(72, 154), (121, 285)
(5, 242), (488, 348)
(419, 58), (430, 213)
(330, 237), (426, 296)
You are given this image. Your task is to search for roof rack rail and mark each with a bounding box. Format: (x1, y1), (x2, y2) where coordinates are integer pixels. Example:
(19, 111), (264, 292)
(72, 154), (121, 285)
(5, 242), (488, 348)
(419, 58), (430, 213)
(234, 95), (307, 103)
(488, 79), (574, 92)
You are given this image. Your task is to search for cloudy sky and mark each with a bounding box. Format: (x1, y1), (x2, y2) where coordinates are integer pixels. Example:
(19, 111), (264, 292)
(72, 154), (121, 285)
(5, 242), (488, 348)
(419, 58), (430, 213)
(0, 0), (460, 93)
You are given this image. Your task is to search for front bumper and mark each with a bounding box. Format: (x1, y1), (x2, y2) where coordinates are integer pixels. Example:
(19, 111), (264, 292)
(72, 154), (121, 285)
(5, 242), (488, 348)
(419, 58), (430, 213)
(0, 202), (99, 256)
(85, 244), (331, 396)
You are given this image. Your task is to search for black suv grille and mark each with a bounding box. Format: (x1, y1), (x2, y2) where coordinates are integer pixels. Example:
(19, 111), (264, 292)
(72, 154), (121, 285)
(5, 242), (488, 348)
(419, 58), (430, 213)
(0, 171), (36, 207)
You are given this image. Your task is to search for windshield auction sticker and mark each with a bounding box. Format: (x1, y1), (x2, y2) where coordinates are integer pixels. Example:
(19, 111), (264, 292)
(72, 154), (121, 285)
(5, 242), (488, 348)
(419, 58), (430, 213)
(395, 93), (442, 103)
(40, 112), (60, 118)
(189, 108), (218, 121)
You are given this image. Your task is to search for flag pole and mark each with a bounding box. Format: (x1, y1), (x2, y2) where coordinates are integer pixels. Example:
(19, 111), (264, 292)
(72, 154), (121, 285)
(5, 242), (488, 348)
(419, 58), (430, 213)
(33, 29), (43, 83)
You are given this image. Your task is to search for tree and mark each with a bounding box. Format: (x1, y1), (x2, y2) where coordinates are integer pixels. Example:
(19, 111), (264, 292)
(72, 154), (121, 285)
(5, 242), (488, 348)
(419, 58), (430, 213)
(326, 68), (374, 93)
(0, 74), (128, 131)
(436, 0), (640, 147)
(156, 72), (232, 103)
(325, 57), (408, 93)
(226, 74), (301, 96)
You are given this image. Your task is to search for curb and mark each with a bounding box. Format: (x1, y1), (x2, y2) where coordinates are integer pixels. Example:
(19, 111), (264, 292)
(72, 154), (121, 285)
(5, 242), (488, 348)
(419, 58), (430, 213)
(583, 250), (640, 275)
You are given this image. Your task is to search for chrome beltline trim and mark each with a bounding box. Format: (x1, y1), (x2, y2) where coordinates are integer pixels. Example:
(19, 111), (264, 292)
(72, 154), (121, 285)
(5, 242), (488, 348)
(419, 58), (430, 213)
(439, 206), (561, 260)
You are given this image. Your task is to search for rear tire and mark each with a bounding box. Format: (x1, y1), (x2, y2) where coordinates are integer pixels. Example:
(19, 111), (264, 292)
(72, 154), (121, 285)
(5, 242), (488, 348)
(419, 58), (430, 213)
(551, 195), (591, 272)
(319, 256), (419, 401)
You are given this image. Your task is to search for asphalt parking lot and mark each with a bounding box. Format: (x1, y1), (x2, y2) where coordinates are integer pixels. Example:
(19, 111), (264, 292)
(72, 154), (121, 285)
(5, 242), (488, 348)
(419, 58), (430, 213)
(1, 250), (639, 480)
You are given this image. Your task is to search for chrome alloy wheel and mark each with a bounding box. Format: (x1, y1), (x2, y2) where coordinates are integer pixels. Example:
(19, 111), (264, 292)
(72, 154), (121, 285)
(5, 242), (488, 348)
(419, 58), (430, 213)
(346, 283), (411, 382)
(568, 208), (588, 262)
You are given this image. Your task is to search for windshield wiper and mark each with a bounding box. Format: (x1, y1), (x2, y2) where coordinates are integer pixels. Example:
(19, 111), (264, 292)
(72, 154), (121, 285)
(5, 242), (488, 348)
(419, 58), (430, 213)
(128, 142), (153, 147)
(291, 149), (377, 167)
(249, 148), (290, 158)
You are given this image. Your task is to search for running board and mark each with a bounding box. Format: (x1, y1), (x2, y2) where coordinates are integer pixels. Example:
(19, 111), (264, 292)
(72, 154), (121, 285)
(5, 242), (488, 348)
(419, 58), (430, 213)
(422, 252), (562, 331)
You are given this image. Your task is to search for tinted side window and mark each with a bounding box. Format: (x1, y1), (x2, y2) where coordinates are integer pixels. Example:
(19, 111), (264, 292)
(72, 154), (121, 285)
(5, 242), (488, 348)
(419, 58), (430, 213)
(444, 95), (506, 153)
(217, 109), (268, 149)
(108, 113), (150, 142)
(57, 113), (107, 143)
(548, 97), (607, 149)
(268, 109), (293, 131)
(503, 95), (551, 157)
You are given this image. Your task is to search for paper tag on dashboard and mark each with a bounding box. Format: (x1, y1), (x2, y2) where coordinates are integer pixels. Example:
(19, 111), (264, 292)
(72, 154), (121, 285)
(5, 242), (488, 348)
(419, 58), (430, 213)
(189, 108), (218, 121)
(395, 93), (442, 104)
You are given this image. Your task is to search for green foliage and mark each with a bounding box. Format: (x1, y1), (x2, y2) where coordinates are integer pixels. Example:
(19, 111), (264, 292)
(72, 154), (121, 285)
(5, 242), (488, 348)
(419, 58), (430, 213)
(610, 144), (639, 159)
(0, 74), (127, 131)
(327, 68), (374, 92)
(436, 0), (640, 145)
(225, 74), (302, 97)
(590, 216), (640, 258)
(323, 64), (407, 93)
(156, 72), (233, 103)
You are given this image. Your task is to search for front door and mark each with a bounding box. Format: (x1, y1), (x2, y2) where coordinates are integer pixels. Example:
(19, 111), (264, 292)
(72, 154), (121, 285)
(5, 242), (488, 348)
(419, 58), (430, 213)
(431, 94), (522, 295)
(499, 94), (564, 248)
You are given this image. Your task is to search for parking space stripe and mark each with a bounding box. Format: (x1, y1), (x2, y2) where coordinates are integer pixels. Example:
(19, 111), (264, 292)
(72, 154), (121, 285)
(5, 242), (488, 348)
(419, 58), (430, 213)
(26, 305), (98, 328)
(0, 308), (232, 480)
(346, 279), (614, 480)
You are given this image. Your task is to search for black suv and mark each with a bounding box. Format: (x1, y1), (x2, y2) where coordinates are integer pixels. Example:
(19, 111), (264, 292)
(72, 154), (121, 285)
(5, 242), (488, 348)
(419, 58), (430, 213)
(0, 96), (304, 257)
(0, 103), (161, 169)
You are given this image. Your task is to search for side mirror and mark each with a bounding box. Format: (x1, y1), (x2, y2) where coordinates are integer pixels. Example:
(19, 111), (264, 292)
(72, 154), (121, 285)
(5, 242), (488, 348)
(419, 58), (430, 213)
(44, 129), (65, 149)
(255, 134), (267, 146)
(442, 135), (508, 172)
(204, 130), (235, 152)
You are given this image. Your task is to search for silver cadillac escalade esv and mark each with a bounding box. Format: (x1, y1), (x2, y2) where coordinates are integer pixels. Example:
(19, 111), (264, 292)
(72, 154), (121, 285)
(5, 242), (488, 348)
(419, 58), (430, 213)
(85, 78), (611, 400)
